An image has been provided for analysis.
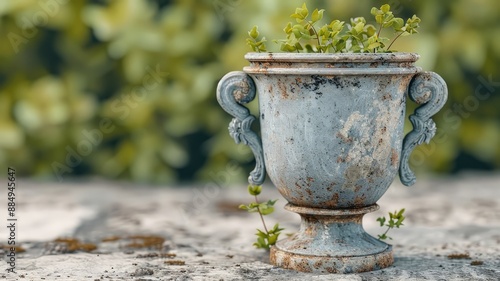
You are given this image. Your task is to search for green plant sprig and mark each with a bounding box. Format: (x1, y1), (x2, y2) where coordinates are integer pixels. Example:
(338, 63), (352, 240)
(371, 5), (421, 51)
(376, 208), (406, 240)
(247, 26), (267, 53)
(239, 185), (284, 249)
(247, 3), (420, 53)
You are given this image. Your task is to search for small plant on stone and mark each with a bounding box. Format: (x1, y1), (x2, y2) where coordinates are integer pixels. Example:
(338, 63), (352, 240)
(247, 3), (420, 53)
(239, 185), (283, 249)
(377, 208), (406, 240)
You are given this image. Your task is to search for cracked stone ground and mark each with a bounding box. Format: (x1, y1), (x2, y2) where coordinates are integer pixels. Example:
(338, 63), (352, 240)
(1, 174), (499, 280)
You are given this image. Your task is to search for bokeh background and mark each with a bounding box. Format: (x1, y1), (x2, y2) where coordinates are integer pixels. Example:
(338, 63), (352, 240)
(0, 0), (499, 184)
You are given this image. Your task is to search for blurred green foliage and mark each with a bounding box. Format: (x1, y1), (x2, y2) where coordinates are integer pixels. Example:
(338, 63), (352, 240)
(0, 0), (498, 183)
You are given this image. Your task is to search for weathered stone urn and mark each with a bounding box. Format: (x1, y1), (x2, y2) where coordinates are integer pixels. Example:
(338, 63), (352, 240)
(217, 53), (447, 273)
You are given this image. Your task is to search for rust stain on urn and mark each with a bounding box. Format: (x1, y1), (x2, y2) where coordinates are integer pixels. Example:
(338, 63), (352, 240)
(390, 148), (399, 167)
(327, 182), (337, 192)
(336, 132), (353, 143)
(326, 267), (336, 273)
(282, 253), (291, 268)
(305, 188), (313, 196)
(398, 75), (413, 93)
(278, 178), (291, 198)
(376, 252), (394, 269)
(321, 192), (339, 209)
(307, 177), (315, 186)
(277, 79), (289, 99)
(259, 62), (271, 71)
(232, 81), (250, 102)
(415, 91), (431, 104)
(296, 259), (312, 273)
(381, 93), (392, 101)
(233, 90), (245, 102)
(304, 224), (315, 236)
(354, 195), (366, 207)
(331, 193), (339, 205)
(295, 182), (301, 190)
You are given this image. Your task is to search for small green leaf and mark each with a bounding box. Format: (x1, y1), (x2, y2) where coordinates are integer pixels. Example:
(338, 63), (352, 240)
(300, 3), (308, 19)
(246, 39), (257, 52)
(367, 42), (381, 50)
(353, 22), (365, 34)
(392, 18), (405, 30)
(389, 211), (395, 219)
(381, 4), (390, 13)
(397, 208), (405, 217)
(268, 234), (278, 245)
(249, 26), (259, 39)
(290, 13), (304, 23)
(256, 229), (267, 238)
(355, 17), (367, 24)
(292, 24), (307, 38)
(291, 3), (308, 23)
(239, 202), (259, 213)
(253, 236), (267, 249)
(267, 199), (278, 206)
(272, 223), (283, 232)
(366, 24), (377, 36)
(405, 15), (421, 34)
(295, 42), (304, 51)
(311, 9), (324, 23)
(376, 217), (386, 227)
(259, 205), (274, 215)
(249, 202), (259, 208)
(248, 185), (262, 196)
(304, 44), (315, 53)
(280, 43), (295, 52)
(284, 22), (293, 35)
(329, 20), (344, 31)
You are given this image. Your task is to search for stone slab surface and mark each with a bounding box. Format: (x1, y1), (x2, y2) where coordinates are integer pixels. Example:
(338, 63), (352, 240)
(0, 174), (499, 280)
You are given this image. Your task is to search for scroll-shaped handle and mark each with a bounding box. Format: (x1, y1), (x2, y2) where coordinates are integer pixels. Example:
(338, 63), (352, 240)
(399, 72), (448, 186)
(216, 71), (266, 185)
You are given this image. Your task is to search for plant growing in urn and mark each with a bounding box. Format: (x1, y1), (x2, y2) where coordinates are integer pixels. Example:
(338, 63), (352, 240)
(217, 4), (447, 273)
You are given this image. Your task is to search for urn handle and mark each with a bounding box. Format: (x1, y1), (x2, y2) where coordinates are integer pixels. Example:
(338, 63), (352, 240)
(399, 72), (448, 186)
(216, 71), (266, 185)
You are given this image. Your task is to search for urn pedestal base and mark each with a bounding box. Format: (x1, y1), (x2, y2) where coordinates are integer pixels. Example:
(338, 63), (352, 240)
(270, 204), (393, 273)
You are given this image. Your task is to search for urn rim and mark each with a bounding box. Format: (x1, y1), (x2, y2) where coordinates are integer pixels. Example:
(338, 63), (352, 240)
(244, 52), (420, 63)
(243, 52), (421, 75)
